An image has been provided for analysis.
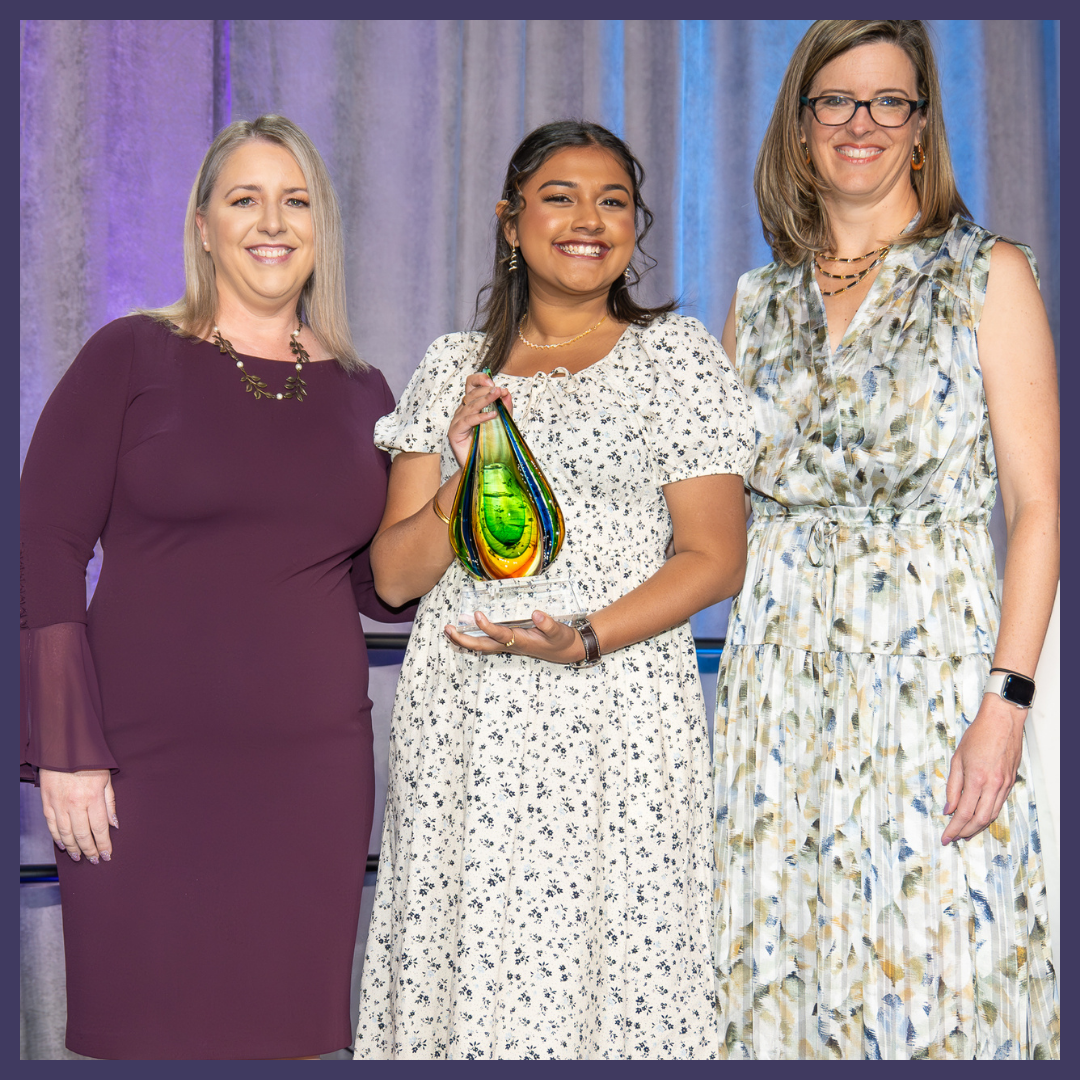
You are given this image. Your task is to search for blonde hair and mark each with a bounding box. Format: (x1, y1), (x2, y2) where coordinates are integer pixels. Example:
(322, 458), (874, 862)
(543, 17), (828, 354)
(139, 115), (364, 371)
(755, 20), (971, 266)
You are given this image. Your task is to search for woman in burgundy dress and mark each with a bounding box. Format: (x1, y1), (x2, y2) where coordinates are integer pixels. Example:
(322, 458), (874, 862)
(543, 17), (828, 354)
(19, 115), (410, 1059)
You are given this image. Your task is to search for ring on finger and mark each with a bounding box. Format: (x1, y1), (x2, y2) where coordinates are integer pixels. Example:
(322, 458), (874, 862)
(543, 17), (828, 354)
(505, 632), (516, 650)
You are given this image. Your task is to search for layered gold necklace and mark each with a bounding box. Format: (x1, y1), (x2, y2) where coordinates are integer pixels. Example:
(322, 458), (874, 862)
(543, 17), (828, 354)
(814, 245), (890, 297)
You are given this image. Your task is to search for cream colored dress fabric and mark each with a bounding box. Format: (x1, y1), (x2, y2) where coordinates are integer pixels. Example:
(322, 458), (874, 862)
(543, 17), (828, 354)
(714, 218), (1059, 1059)
(355, 315), (752, 1059)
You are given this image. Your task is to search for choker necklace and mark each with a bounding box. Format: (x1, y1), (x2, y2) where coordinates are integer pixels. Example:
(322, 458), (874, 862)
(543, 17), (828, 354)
(518, 314), (606, 350)
(213, 320), (310, 402)
(814, 245), (889, 297)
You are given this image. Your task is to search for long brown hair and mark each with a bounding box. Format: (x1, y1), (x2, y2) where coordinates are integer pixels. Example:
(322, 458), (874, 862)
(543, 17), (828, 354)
(138, 115), (364, 371)
(474, 119), (676, 375)
(755, 20), (971, 266)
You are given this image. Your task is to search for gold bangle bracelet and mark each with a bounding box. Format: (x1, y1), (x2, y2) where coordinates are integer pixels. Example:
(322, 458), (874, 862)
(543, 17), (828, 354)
(431, 495), (451, 525)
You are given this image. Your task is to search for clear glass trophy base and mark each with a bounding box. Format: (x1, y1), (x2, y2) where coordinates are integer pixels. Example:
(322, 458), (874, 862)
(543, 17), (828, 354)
(456, 577), (585, 636)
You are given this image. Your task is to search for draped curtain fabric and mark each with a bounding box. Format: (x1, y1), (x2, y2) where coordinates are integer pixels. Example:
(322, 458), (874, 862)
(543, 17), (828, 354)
(19, 20), (1059, 1059)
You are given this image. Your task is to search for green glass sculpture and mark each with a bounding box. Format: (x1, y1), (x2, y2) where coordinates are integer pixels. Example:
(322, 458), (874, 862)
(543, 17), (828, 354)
(449, 371), (565, 579)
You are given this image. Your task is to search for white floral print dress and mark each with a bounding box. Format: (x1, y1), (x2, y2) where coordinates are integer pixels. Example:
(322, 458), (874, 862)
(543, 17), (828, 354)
(713, 218), (1059, 1059)
(354, 314), (752, 1059)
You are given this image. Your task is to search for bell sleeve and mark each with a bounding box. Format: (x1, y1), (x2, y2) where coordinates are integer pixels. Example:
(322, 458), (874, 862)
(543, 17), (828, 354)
(20, 318), (137, 783)
(638, 315), (754, 484)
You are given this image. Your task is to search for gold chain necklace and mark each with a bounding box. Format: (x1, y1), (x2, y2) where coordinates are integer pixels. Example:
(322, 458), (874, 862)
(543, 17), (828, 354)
(814, 246), (890, 297)
(213, 319), (310, 402)
(818, 245), (889, 264)
(518, 314), (606, 350)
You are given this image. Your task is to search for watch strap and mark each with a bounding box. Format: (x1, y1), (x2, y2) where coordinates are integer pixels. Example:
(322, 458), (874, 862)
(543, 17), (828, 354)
(985, 668), (1036, 709)
(572, 618), (602, 669)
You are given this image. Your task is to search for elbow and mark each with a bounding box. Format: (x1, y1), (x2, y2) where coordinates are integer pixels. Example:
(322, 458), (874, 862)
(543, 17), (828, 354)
(698, 549), (747, 609)
(369, 535), (409, 609)
(374, 580), (414, 610)
(715, 554), (748, 605)
(370, 533), (433, 609)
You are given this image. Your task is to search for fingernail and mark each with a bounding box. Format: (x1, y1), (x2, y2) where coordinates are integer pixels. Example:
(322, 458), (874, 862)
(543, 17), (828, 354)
(69, 852), (80, 862)
(100, 852), (111, 862)
(110, 816), (119, 828)
(56, 842), (65, 851)
(89, 856), (99, 865)
(943, 803), (951, 815)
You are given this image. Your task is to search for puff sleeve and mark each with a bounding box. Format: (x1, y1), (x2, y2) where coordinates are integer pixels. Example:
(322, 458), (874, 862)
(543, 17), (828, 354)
(373, 333), (484, 460)
(637, 315), (753, 485)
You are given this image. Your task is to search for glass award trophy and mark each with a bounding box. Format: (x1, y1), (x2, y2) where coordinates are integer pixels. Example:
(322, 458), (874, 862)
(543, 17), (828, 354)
(449, 371), (585, 635)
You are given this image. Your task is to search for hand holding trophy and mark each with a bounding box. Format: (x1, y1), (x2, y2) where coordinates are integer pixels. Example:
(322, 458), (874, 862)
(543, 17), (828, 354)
(447, 369), (584, 636)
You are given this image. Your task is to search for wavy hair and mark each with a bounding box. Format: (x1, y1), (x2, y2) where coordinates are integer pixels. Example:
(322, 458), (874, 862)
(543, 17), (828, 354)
(755, 20), (971, 266)
(474, 119), (676, 375)
(138, 114), (363, 370)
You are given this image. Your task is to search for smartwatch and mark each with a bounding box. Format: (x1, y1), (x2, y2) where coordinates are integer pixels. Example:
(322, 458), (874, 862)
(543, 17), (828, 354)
(984, 668), (1036, 709)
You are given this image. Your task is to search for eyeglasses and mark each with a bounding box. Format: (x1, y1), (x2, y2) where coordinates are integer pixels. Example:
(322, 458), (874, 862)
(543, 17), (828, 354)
(800, 95), (927, 128)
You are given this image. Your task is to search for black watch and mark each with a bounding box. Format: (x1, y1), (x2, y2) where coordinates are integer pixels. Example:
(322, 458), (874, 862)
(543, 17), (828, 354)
(985, 668), (1036, 709)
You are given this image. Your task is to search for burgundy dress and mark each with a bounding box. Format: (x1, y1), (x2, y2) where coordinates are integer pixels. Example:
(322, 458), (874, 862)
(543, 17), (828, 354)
(20, 315), (410, 1059)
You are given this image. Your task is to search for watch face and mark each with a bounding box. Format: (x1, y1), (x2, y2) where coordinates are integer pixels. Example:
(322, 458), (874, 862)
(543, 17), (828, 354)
(1002, 673), (1036, 709)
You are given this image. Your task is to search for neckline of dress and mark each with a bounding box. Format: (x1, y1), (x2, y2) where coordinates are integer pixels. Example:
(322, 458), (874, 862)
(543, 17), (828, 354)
(809, 245), (895, 359)
(497, 323), (635, 380)
(196, 335), (337, 365)
(808, 210), (923, 359)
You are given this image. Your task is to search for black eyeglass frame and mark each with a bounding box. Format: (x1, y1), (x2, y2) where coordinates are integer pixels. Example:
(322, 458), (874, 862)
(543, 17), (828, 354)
(799, 95), (928, 128)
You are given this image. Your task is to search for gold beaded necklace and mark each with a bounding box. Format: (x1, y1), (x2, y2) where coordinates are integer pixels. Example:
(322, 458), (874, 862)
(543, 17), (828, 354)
(213, 319), (310, 402)
(518, 314), (607, 350)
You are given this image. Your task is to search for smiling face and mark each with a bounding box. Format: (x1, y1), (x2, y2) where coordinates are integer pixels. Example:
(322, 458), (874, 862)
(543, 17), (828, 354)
(196, 139), (315, 317)
(800, 41), (926, 210)
(502, 145), (636, 303)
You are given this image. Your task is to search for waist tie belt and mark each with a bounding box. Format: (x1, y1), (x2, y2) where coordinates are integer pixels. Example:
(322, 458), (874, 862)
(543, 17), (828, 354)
(756, 504), (990, 653)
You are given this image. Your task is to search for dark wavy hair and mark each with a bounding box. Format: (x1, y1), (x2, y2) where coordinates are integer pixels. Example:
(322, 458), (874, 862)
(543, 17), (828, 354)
(474, 119), (676, 375)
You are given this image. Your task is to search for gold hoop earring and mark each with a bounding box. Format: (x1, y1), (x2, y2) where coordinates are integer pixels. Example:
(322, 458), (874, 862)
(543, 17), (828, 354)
(911, 144), (925, 171)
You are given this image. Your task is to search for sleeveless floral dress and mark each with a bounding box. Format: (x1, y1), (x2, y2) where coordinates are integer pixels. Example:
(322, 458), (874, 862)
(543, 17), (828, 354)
(713, 218), (1059, 1059)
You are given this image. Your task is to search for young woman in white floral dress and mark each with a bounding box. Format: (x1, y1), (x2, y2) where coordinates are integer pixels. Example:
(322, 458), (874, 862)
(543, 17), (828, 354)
(353, 120), (752, 1059)
(713, 21), (1059, 1059)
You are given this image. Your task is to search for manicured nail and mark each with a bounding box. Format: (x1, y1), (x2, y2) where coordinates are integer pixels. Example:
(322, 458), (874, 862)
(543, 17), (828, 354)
(100, 852), (111, 862)
(110, 815), (119, 828)
(88, 855), (99, 865)
(56, 842), (66, 851)
(69, 852), (80, 862)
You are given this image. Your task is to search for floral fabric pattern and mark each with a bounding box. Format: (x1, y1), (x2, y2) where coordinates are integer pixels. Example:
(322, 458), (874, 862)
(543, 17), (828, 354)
(355, 315), (753, 1059)
(714, 218), (1059, 1059)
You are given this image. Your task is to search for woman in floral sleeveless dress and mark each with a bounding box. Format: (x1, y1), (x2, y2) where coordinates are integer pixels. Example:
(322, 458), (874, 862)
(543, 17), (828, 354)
(713, 21), (1059, 1059)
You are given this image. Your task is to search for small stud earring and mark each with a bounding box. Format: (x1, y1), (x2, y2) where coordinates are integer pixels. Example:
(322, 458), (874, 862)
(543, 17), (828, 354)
(203, 241), (210, 250)
(801, 141), (811, 166)
(508, 245), (519, 272)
